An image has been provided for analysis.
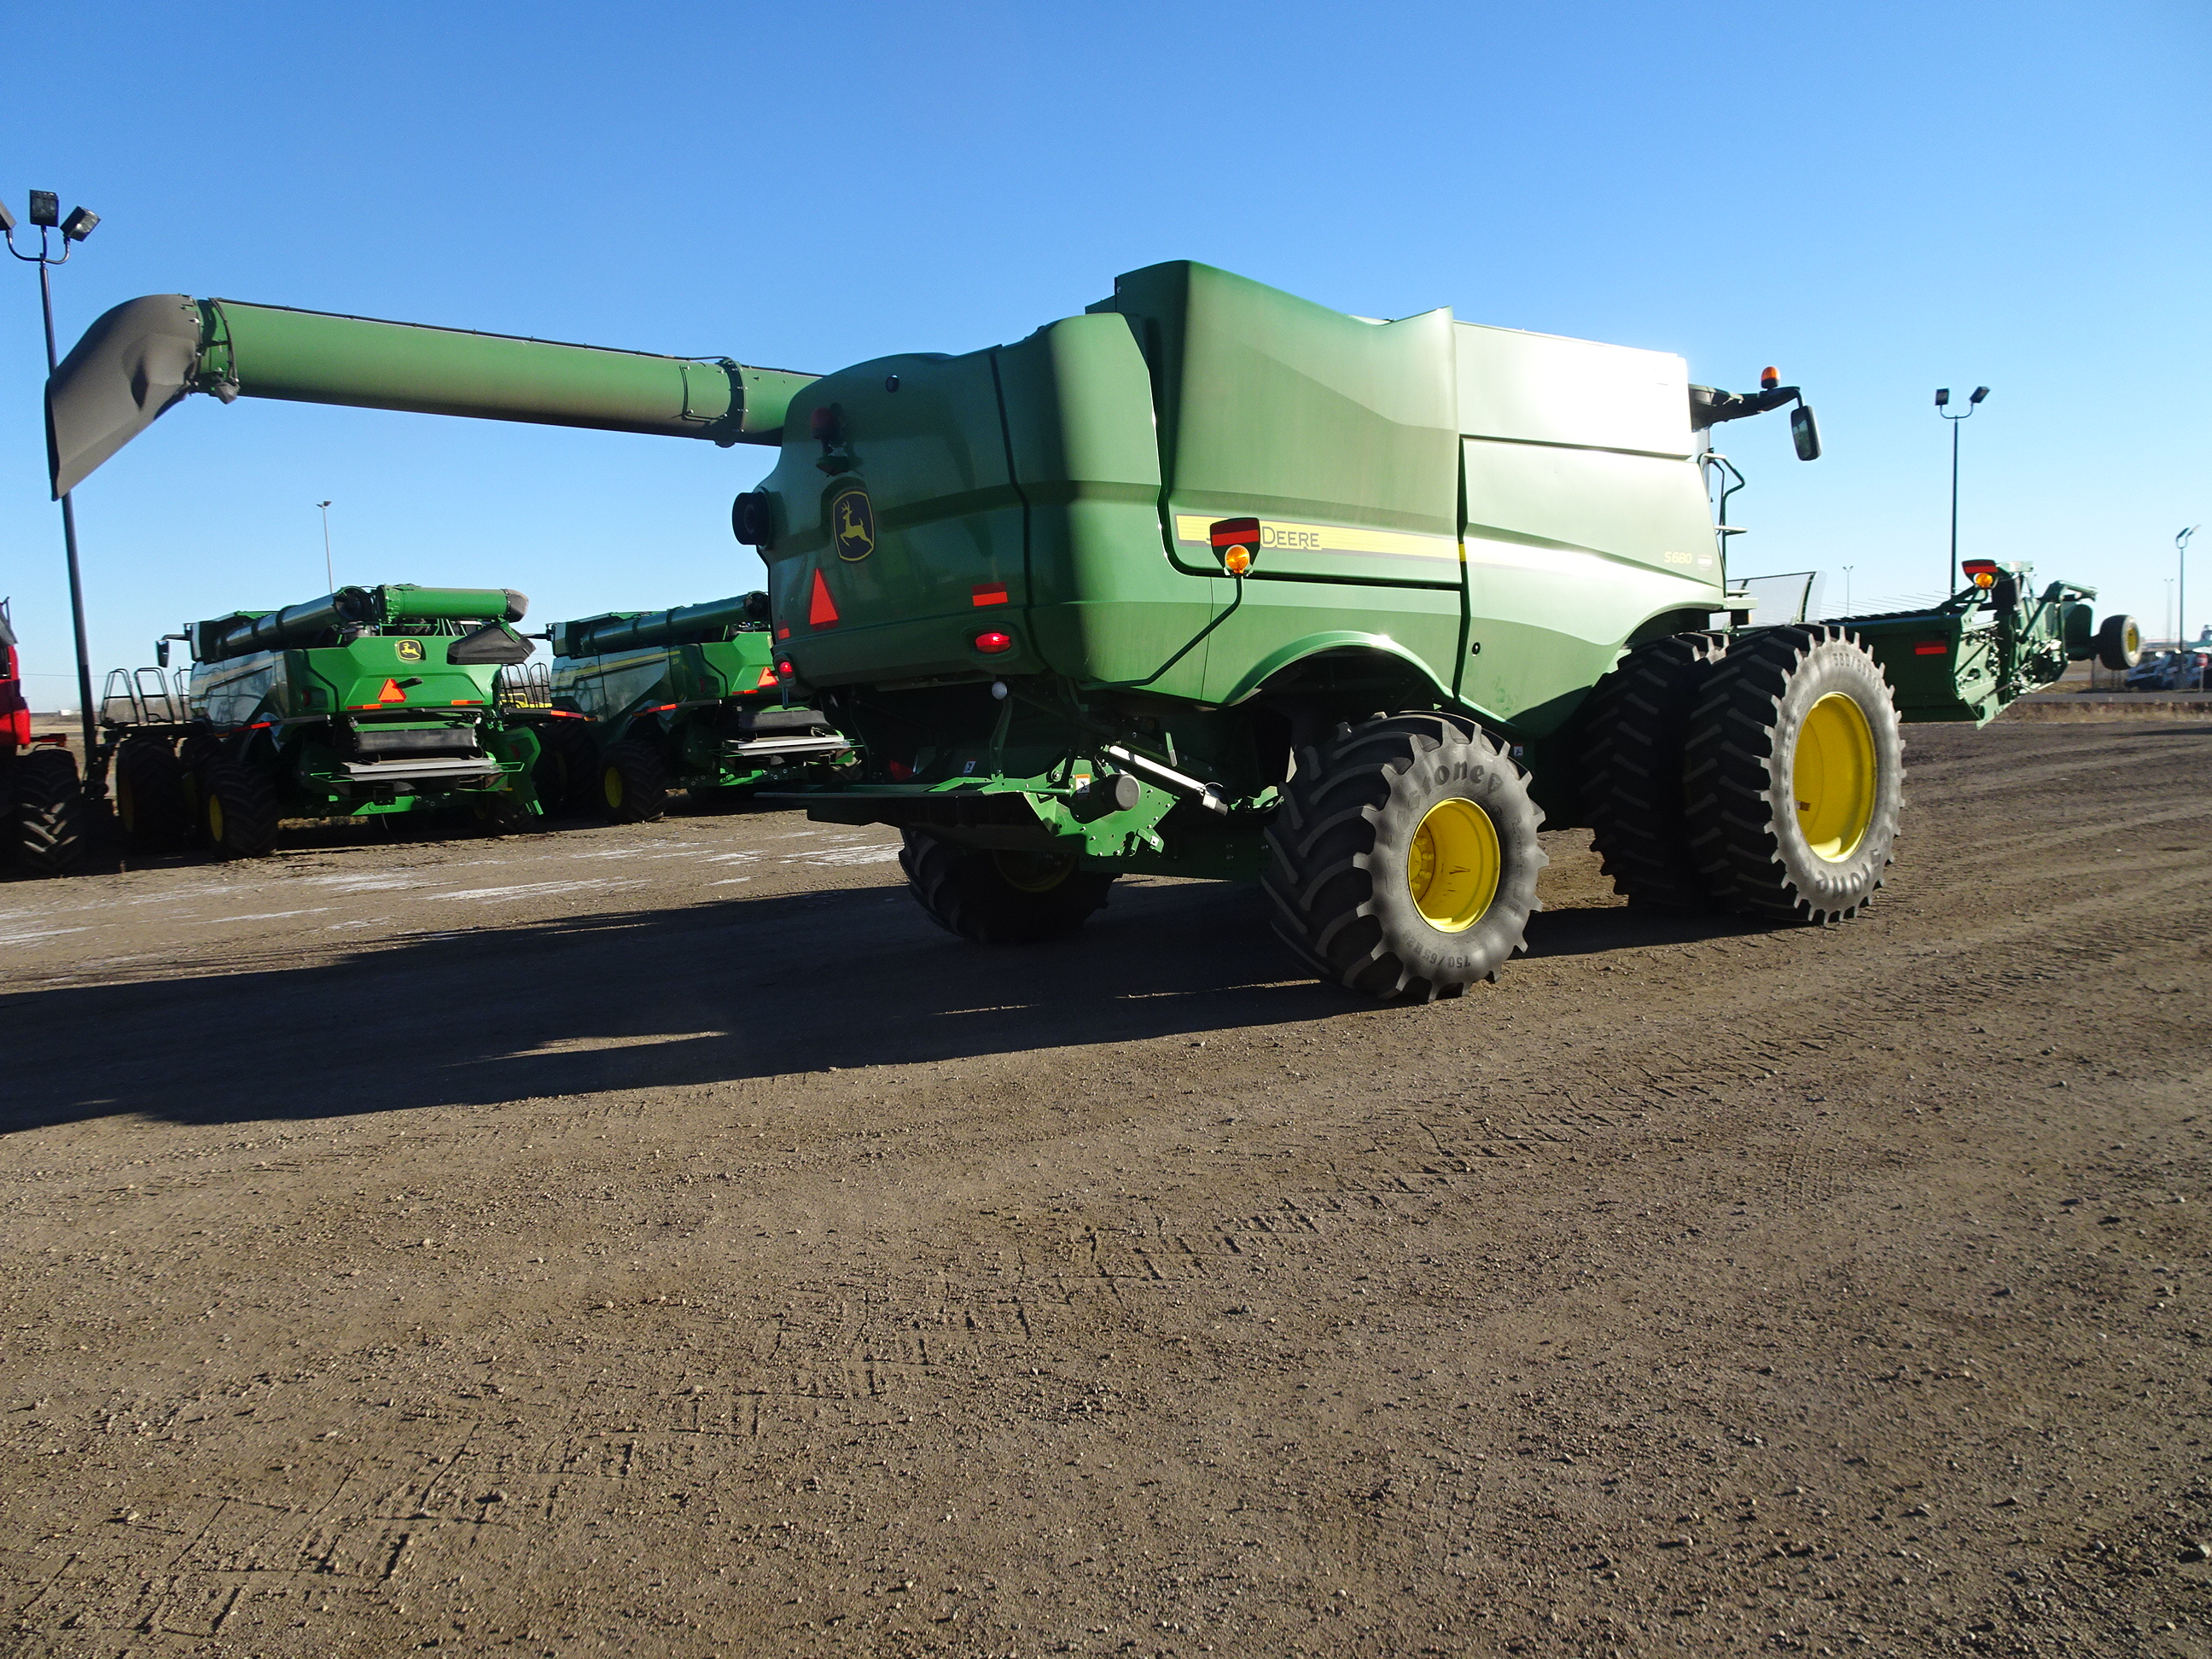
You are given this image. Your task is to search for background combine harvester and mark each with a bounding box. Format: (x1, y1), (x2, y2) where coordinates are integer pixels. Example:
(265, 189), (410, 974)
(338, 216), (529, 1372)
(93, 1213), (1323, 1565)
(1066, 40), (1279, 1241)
(530, 591), (850, 823)
(47, 268), (2139, 992)
(96, 584), (543, 858)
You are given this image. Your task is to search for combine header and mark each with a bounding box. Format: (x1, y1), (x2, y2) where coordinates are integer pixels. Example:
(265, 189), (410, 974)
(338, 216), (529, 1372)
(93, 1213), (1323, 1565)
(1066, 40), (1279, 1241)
(48, 265), (2138, 992)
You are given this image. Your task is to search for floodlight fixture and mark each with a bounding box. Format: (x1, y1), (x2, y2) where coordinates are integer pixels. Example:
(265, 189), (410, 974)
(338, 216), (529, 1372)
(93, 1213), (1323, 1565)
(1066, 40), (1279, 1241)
(60, 207), (98, 242)
(0, 199), (13, 235)
(1934, 387), (1948, 407)
(27, 189), (58, 228)
(1969, 386), (1988, 405)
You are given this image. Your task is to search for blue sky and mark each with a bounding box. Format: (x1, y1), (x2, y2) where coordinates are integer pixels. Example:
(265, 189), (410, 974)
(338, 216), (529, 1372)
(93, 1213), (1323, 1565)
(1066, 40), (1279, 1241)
(3, 0), (2205, 699)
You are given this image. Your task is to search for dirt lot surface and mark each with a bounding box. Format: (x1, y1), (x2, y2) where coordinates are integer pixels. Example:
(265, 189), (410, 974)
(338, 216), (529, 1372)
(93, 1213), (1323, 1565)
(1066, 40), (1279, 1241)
(4, 719), (2210, 1658)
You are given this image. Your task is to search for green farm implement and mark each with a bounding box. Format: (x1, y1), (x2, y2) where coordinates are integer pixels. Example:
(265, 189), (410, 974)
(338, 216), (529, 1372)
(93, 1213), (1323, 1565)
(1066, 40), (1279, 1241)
(49, 268), (2138, 992)
(530, 591), (851, 822)
(98, 583), (543, 858)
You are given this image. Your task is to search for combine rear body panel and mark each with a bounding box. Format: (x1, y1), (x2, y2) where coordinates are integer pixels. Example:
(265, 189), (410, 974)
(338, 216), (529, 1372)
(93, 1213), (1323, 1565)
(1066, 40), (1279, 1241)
(49, 261), (2136, 992)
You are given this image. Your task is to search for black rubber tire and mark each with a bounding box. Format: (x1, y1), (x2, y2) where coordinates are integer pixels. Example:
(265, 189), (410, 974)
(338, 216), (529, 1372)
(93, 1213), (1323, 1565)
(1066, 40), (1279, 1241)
(114, 735), (192, 852)
(1580, 632), (1729, 910)
(177, 733), (219, 847)
(1263, 713), (1546, 1002)
(533, 720), (600, 818)
(899, 830), (1114, 945)
(599, 741), (668, 824)
(1683, 626), (1905, 924)
(2097, 613), (2143, 672)
(9, 748), (88, 876)
(202, 760), (282, 859)
(471, 794), (538, 835)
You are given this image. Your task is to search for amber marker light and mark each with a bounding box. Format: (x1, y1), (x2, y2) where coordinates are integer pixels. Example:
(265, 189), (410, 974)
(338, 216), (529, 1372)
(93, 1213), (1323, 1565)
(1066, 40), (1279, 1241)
(1210, 515), (1260, 574)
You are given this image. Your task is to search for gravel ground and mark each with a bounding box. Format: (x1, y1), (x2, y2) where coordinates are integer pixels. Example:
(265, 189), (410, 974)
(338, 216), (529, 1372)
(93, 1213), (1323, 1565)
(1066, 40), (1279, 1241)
(3, 717), (2209, 1659)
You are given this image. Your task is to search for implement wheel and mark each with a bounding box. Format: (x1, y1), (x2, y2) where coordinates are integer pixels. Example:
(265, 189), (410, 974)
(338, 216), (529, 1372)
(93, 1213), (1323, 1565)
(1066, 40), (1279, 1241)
(1683, 626), (1904, 923)
(8, 748), (88, 876)
(2097, 614), (2143, 672)
(202, 760), (281, 859)
(533, 719), (600, 817)
(899, 830), (1114, 945)
(1264, 713), (1545, 1002)
(115, 735), (192, 852)
(600, 741), (667, 824)
(1580, 632), (1728, 910)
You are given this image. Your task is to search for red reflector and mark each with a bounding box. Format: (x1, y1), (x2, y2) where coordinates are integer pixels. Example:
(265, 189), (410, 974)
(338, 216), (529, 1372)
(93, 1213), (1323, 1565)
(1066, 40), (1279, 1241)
(971, 583), (1010, 606)
(808, 568), (839, 628)
(756, 667), (778, 688)
(1962, 559), (1998, 576)
(1914, 641), (1947, 655)
(973, 631), (1014, 655)
(885, 759), (914, 782)
(1210, 515), (1261, 548)
(377, 678), (406, 704)
(776, 626), (790, 640)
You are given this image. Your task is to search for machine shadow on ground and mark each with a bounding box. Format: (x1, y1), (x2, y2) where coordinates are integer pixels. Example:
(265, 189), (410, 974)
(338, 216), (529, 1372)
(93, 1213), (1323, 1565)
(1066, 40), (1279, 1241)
(3, 867), (1761, 1133)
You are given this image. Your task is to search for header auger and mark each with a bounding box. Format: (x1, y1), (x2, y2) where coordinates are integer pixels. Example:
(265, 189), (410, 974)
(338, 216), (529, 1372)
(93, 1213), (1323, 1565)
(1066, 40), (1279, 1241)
(49, 263), (2138, 995)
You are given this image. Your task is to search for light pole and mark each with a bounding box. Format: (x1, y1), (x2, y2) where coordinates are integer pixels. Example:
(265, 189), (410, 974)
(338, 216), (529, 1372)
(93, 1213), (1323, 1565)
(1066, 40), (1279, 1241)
(317, 501), (335, 591)
(1936, 385), (1989, 595)
(2166, 578), (2176, 649)
(2180, 526), (2200, 655)
(3, 189), (102, 790)
(1842, 564), (1855, 616)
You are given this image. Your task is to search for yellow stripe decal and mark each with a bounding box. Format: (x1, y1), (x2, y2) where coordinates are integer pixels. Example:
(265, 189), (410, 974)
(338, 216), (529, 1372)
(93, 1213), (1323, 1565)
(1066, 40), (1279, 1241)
(1173, 515), (1458, 562)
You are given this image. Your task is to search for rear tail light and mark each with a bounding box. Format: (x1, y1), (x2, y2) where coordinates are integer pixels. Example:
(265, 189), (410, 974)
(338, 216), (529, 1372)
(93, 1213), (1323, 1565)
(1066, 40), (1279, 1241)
(974, 631), (1013, 655)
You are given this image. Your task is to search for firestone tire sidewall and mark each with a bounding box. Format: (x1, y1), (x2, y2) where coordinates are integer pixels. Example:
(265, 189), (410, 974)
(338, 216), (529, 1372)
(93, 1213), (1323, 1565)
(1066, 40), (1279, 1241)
(1360, 739), (1545, 989)
(1763, 647), (1903, 916)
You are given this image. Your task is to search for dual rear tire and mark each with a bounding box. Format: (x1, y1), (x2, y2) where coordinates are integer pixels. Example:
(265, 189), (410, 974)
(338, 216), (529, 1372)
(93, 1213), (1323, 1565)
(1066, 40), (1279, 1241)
(1584, 626), (1905, 923)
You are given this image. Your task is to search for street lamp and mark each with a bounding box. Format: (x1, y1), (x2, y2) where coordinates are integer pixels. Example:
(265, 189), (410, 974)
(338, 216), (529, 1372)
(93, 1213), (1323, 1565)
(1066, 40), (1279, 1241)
(1842, 564), (1855, 616)
(4, 189), (102, 793)
(2182, 526), (2202, 666)
(1936, 385), (1989, 595)
(317, 501), (335, 591)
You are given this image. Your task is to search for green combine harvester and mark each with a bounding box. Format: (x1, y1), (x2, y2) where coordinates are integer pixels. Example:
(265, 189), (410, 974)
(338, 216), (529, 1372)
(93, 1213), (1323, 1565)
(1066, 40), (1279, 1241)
(48, 270), (2139, 993)
(530, 590), (850, 822)
(97, 583), (543, 858)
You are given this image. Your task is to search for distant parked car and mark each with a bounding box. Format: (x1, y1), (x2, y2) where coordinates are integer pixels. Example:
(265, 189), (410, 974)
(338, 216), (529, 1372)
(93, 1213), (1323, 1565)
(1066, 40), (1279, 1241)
(2128, 649), (2212, 690)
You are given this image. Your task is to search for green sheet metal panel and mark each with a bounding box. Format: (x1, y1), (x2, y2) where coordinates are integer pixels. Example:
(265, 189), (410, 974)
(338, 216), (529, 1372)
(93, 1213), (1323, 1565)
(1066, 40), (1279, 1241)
(764, 346), (1027, 687)
(993, 313), (1214, 699)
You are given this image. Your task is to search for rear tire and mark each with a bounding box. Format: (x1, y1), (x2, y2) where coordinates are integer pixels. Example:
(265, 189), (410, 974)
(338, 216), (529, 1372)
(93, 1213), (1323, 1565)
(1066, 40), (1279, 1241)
(599, 741), (667, 824)
(8, 748), (88, 876)
(533, 719), (600, 817)
(115, 735), (191, 852)
(202, 760), (281, 859)
(1263, 713), (1545, 1002)
(1580, 632), (1728, 910)
(2097, 613), (2143, 672)
(899, 830), (1114, 945)
(1683, 626), (1904, 923)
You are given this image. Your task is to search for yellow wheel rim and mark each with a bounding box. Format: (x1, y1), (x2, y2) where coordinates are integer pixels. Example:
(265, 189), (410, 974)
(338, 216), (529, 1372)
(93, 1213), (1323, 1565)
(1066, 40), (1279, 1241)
(207, 795), (225, 845)
(1406, 797), (1500, 933)
(602, 766), (623, 810)
(992, 849), (1075, 893)
(1795, 693), (1877, 862)
(2125, 620), (2141, 655)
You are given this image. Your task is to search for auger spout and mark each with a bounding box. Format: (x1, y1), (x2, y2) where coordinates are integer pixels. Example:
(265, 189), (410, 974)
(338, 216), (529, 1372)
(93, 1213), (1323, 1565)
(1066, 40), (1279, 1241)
(550, 591), (767, 658)
(46, 295), (816, 496)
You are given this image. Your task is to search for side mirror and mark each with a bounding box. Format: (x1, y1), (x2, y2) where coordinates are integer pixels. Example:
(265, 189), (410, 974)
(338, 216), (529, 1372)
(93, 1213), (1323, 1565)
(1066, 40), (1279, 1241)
(1790, 404), (1823, 462)
(155, 639), (170, 667)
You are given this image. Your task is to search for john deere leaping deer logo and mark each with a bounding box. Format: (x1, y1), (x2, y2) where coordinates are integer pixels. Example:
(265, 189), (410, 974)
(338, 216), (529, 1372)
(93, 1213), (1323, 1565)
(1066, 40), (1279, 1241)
(830, 488), (875, 562)
(394, 639), (426, 662)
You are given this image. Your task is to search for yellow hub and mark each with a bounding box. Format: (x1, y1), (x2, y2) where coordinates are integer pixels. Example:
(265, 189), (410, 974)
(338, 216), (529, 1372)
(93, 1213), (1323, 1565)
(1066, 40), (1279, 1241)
(992, 849), (1075, 893)
(207, 795), (226, 846)
(602, 766), (624, 810)
(1794, 693), (1877, 861)
(1406, 797), (1500, 933)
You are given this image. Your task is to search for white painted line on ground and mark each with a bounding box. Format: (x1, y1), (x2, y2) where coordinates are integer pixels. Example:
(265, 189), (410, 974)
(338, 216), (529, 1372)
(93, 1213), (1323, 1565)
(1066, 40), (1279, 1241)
(438, 879), (651, 902)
